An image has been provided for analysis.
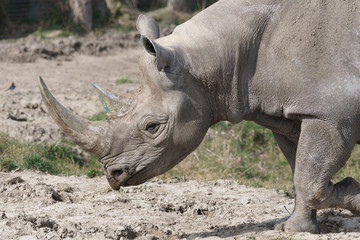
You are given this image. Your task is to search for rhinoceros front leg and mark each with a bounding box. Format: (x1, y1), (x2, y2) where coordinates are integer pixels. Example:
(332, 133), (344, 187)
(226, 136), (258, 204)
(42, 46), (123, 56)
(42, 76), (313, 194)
(275, 119), (360, 233)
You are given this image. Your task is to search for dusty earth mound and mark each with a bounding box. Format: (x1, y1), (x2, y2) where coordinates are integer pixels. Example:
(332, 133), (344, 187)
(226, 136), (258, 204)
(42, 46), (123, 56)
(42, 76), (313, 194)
(1, 171), (360, 240)
(0, 30), (140, 63)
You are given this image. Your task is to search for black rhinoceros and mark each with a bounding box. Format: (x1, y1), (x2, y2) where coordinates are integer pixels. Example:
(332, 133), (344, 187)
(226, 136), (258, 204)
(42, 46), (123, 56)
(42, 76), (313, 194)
(39, 0), (360, 234)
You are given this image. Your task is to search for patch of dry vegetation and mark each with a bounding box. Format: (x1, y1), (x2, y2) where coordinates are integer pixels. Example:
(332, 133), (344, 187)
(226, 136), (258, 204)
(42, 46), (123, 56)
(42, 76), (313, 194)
(0, 133), (102, 178)
(161, 121), (293, 193)
(161, 121), (360, 194)
(1, 120), (360, 192)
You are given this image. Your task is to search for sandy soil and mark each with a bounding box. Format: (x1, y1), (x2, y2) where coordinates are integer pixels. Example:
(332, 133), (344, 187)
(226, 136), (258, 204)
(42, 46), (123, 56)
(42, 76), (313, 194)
(1, 171), (360, 240)
(1, 32), (360, 239)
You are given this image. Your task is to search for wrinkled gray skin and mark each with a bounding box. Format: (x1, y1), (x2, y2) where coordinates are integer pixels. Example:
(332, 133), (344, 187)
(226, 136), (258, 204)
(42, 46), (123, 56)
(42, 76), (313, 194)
(39, 0), (360, 234)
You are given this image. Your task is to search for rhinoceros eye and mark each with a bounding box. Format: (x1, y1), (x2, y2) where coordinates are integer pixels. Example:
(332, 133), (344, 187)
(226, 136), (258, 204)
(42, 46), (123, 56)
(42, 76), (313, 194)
(145, 122), (160, 134)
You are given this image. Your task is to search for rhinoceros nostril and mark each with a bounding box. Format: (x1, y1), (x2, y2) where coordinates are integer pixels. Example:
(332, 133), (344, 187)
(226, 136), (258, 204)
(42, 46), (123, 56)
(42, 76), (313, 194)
(113, 169), (124, 179)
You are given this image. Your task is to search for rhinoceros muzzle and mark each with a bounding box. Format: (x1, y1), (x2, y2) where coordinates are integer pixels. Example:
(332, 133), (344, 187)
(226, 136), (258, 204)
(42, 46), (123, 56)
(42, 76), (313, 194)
(106, 173), (130, 190)
(106, 167), (147, 190)
(104, 168), (130, 190)
(106, 176), (122, 190)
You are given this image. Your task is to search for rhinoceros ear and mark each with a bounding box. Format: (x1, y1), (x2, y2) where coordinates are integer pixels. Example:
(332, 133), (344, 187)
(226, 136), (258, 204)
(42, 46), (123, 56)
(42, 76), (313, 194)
(141, 36), (175, 72)
(136, 14), (160, 39)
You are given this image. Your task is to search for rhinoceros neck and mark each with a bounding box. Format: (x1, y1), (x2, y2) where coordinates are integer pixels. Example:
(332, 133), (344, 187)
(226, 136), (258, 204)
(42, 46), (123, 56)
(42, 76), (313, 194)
(170, 0), (277, 124)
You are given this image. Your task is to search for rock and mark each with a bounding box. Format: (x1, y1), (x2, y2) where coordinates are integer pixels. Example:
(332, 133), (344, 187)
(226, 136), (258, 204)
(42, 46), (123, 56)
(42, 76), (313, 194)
(7, 176), (24, 185)
(51, 188), (63, 202)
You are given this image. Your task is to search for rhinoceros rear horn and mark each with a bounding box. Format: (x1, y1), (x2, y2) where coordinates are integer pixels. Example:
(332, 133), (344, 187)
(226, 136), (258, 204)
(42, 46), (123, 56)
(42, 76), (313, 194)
(92, 83), (137, 117)
(38, 76), (105, 155)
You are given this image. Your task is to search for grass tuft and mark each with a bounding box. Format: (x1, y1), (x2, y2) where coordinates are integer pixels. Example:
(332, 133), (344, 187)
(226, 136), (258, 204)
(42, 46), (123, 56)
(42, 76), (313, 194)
(23, 152), (59, 174)
(108, 24), (134, 32)
(87, 168), (104, 178)
(0, 133), (103, 177)
(0, 159), (18, 172)
(86, 111), (107, 121)
(115, 78), (133, 85)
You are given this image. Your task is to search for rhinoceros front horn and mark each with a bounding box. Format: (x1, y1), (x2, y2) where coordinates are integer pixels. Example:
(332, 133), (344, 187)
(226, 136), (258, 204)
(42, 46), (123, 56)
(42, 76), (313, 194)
(38, 76), (106, 156)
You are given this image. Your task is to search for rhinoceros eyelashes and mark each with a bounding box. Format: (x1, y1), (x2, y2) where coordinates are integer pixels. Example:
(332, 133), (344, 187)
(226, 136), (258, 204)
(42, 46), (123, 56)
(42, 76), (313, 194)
(92, 83), (137, 117)
(145, 122), (160, 134)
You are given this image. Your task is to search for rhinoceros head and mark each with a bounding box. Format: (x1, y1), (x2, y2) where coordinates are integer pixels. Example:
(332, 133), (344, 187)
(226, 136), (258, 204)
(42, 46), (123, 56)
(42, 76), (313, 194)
(39, 15), (213, 190)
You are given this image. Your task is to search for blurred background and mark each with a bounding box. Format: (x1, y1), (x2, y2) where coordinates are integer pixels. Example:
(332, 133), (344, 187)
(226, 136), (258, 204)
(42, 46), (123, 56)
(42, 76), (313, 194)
(0, 0), (217, 39)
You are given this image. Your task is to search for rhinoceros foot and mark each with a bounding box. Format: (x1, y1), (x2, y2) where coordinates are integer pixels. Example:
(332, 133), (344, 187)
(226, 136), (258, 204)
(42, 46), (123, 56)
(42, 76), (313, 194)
(350, 210), (360, 216)
(275, 215), (321, 234)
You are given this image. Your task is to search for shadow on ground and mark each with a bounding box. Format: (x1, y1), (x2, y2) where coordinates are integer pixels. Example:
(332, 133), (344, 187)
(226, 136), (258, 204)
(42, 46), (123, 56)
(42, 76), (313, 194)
(184, 217), (287, 239)
(185, 210), (360, 239)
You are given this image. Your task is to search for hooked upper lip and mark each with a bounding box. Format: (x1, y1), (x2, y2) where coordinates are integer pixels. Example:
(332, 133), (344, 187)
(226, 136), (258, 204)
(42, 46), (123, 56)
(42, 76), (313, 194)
(106, 167), (145, 190)
(112, 169), (129, 182)
(113, 169), (124, 179)
(106, 168), (131, 190)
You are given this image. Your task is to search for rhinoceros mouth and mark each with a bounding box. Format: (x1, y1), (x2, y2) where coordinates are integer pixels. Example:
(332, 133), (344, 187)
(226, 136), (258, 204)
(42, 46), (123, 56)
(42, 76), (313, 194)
(122, 168), (147, 186)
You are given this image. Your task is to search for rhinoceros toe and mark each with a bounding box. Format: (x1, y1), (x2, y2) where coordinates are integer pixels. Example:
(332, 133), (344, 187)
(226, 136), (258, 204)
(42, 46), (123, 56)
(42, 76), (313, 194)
(275, 217), (321, 234)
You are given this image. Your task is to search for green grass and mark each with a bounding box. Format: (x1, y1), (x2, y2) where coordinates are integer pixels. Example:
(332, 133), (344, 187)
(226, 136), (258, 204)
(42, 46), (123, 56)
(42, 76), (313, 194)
(23, 152), (59, 174)
(108, 24), (134, 32)
(115, 78), (133, 85)
(0, 159), (17, 172)
(87, 168), (104, 178)
(334, 147), (360, 182)
(34, 22), (84, 39)
(86, 111), (107, 121)
(161, 121), (360, 193)
(160, 121), (292, 192)
(0, 133), (103, 177)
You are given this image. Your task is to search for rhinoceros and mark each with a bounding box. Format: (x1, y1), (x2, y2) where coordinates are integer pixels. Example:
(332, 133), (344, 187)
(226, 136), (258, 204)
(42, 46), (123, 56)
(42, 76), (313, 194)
(38, 0), (360, 234)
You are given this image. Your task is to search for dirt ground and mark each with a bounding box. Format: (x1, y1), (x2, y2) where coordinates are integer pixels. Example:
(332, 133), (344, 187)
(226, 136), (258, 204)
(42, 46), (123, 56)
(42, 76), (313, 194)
(1, 31), (360, 239)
